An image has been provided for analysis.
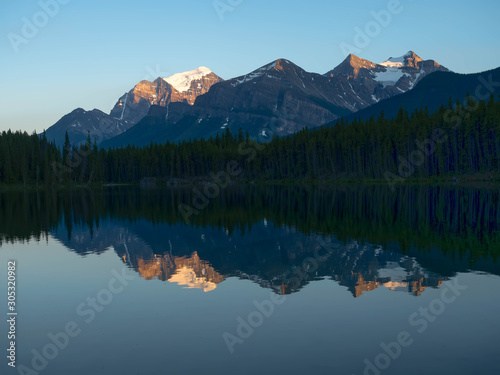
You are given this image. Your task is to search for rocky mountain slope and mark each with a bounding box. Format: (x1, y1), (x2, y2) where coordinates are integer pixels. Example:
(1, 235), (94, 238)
(109, 67), (223, 125)
(44, 108), (126, 146)
(45, 67), (223, 146)
(102, 51), (448, 147)
(342, 66), (500, 123)
(47, 51), (448, 147)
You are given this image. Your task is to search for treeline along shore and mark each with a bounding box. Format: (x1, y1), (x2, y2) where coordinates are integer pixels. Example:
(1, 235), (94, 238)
(1, 95), (499, 186)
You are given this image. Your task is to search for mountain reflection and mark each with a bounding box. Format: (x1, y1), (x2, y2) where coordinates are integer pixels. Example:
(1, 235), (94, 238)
(134, 252), (224, 292)
(50, 218), (451, 297)
(1, 185), (499, 297)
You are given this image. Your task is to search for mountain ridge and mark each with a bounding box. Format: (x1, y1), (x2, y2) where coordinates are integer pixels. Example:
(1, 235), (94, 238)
(341, 66), (500, 123)
(102, 51), (449, 147)
(46, 51), (448, 147)
(45, 67), (224, 147)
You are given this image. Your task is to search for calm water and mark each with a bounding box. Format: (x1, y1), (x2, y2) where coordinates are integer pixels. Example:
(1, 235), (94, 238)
(1, 186), (499, 375)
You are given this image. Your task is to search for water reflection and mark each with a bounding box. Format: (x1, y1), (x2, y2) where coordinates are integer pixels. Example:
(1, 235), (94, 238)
(1, 185), (497, 298)
(136, 252), (223, 292)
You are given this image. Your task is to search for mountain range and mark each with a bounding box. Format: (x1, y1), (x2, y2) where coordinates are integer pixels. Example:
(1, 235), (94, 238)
(45, 51), (451, 147)
(45, 67), (224, 146)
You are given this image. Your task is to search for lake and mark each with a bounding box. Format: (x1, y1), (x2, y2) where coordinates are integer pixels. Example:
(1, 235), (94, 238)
(1, 185), (499, 375)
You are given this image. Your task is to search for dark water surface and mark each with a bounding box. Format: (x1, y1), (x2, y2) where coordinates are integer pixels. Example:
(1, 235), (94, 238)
(0, 186), (499, 375)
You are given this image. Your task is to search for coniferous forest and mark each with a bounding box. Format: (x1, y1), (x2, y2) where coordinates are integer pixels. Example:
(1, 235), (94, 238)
(1, 95), (499, 186)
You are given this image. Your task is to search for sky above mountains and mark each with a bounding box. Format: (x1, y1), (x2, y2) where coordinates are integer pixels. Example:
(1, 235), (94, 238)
(1, 0), (499, 132)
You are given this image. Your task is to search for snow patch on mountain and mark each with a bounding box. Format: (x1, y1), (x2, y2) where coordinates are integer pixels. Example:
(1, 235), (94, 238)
(163, 67), (212, 93)
(373, 67), (405, 87)
(378, 51), (413, 68)
(231, 71), (265, 86)
(230, 62), (279, 87)
(379, 59), (404, 68)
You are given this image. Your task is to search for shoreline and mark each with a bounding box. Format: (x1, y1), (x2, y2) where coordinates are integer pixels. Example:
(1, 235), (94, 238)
(1, 172), (500, 191)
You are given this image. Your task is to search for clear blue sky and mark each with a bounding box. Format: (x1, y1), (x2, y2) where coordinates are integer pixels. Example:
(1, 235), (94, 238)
(1, 0), (499, 133)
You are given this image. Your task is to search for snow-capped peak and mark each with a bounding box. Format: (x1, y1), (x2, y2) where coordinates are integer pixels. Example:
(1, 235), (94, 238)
(163, 67), (212, 93)
(378, 51), (414, 68)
